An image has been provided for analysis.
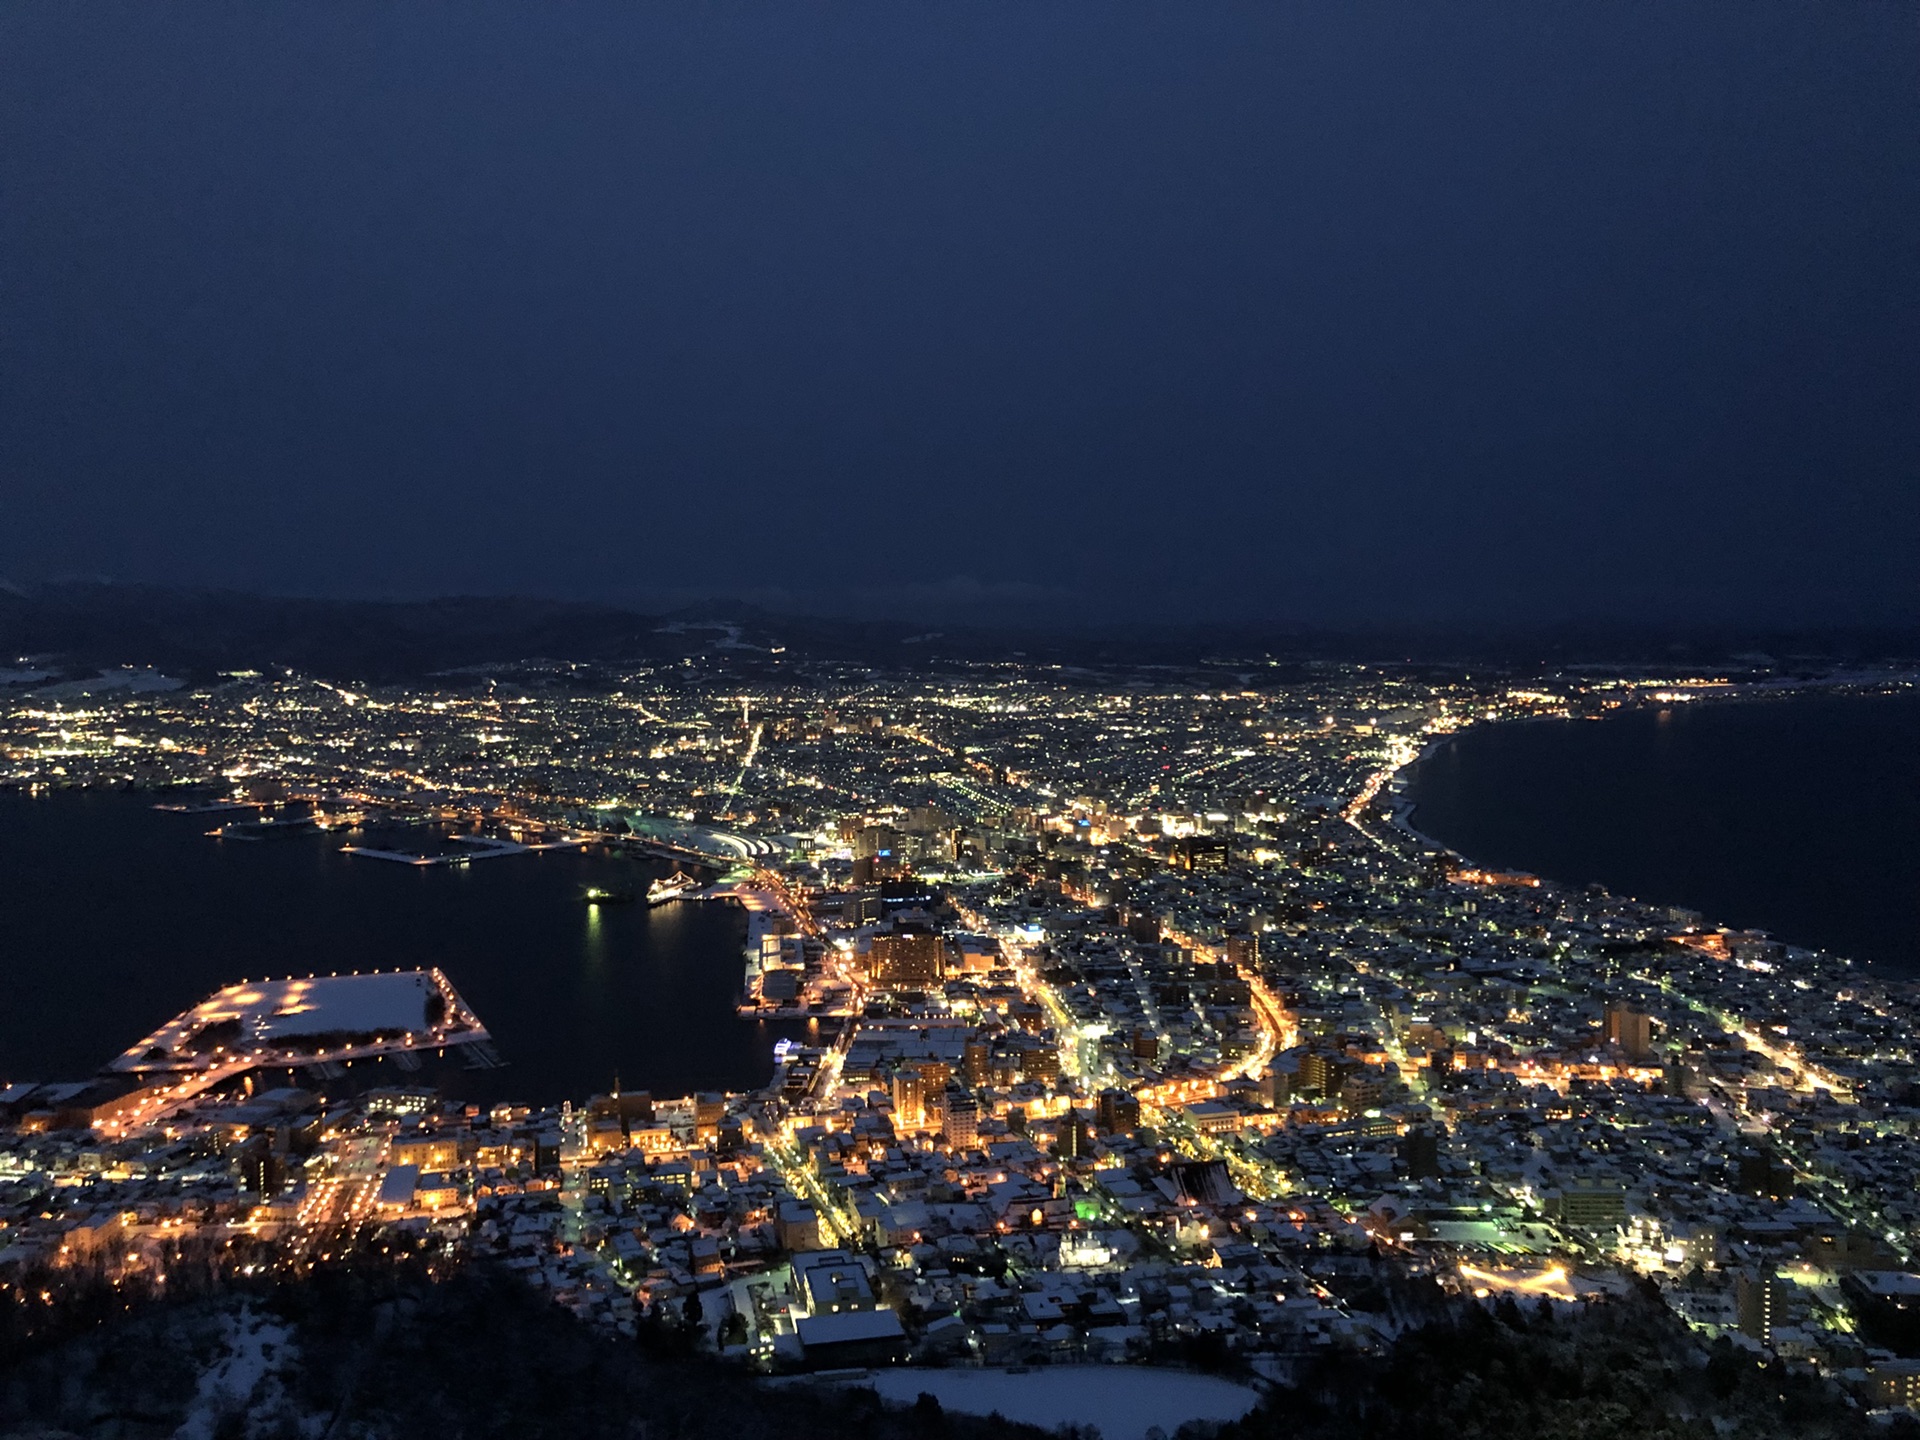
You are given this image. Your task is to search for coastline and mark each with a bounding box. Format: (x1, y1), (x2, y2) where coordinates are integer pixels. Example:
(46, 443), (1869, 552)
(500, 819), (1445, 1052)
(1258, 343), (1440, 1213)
(1383, 733), (1455, 855)
(0, 789), (780, 1100)
(1392, 675), (1920, 861)
(1389, 687), (1920, 973)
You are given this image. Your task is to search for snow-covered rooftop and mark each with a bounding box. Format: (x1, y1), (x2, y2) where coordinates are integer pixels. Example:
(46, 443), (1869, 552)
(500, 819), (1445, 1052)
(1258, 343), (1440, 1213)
(112, 969), (486, 1071)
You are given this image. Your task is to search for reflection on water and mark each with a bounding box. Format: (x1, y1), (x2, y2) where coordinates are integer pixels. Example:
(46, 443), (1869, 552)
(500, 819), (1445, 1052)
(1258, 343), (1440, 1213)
(0, 790), (804, 1102)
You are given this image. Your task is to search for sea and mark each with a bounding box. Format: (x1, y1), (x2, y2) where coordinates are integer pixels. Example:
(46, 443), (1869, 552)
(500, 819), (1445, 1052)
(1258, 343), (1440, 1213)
(1405, 692), (1920, 976)
(5, 692), (1914, 1096)
(0, 790), (806, 1102)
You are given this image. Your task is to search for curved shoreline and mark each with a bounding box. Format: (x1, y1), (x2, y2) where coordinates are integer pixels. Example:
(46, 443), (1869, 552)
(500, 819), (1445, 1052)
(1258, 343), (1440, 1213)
(1387, 688), (1920, 971)
(1393, 678), (1918, 860)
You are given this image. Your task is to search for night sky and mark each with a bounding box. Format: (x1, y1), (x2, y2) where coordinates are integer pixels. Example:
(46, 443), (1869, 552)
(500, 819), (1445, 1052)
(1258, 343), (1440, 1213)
(4, 3), (1917, 627)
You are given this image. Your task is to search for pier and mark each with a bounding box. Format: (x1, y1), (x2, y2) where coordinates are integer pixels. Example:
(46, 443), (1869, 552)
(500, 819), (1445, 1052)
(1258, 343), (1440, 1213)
(99, 969), (494, 1131)
(340, 834), (590, 865)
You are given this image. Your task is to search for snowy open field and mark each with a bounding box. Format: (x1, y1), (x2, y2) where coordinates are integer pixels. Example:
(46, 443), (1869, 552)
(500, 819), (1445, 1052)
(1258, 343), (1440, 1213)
(847, 1366), (1263, 1439)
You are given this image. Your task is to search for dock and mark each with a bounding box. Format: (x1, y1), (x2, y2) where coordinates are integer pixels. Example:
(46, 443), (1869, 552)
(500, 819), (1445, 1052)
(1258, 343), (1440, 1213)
(340, 834), (590, 865)
(98, 969), (494, 1131)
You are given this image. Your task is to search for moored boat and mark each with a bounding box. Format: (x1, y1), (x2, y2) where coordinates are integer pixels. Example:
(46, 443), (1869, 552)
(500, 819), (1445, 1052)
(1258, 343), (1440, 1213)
(647, 871), (701, 906)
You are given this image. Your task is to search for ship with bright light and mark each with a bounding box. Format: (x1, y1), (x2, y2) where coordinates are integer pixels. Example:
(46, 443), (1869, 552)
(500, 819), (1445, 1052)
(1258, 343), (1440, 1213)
(647, 871), (702, 906)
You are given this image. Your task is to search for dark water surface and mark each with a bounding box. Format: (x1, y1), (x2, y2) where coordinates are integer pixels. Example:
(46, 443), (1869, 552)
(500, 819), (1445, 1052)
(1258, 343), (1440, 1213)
(1407, 693), (1920, 974)
(0, 791), (798, 1100)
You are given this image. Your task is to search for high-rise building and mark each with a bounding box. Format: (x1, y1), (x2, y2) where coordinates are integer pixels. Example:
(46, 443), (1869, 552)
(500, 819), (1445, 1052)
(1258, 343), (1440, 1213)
(1558, 1184), (1628, 1230)
(1736, 1268), (1784, 1344)
(1400, 1125), (1442, 1180)
(867, 925), (946, 987)
(1867, 1362), (1920, 1410)
(853, 824), (900, 862)
(941, 1087), (979, 1150)
(1267, 1051), (1300, 1103)
(963, 1037), (991, 1087)
(1095, 1087), (1140, 1136)
(891, 1069), (926, 1129)
(1168, 836), (1230, 871)
(1057, 1109), (1096, 1160)
(854, 824), (904, 877)
(1338, 1070), (1387, 1112)
(235, 1137), (286, 1198)
(1300, 1049), (1358, 1098)
(879, 876), (940, 917)
(1604, 1002), (1655, 1061)
(1013, 1038), (1060, 1083)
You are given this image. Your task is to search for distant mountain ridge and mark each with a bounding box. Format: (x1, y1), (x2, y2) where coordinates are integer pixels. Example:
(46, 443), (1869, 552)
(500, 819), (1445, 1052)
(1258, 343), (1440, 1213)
(2, 581), (1917, 684)
(0, 582), (1075, 681)
(0, 583), (683, 682)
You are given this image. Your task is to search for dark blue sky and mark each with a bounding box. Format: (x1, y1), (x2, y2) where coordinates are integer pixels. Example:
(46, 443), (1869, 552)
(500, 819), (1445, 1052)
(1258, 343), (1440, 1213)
(4, 3), (1917, 627)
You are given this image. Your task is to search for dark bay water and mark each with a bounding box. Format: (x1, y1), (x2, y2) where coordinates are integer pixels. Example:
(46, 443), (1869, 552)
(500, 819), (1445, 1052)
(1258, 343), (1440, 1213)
(1407, 693), (1920, 974)
(0, 791), (801, 1101)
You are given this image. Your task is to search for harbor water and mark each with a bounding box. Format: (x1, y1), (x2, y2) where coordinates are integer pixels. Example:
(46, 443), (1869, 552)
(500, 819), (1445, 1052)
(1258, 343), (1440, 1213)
(0, 790), (803, 1102)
